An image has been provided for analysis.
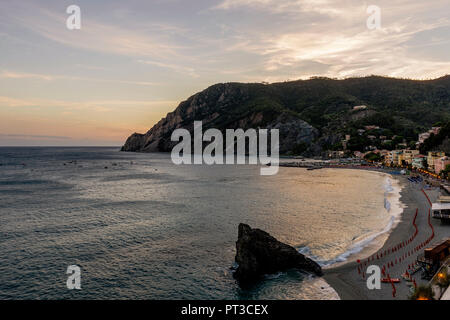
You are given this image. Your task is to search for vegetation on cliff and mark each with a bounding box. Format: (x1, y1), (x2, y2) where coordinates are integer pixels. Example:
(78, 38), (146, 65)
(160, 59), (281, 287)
(420, 122), (450, 154)
(122, 75), (450, 156)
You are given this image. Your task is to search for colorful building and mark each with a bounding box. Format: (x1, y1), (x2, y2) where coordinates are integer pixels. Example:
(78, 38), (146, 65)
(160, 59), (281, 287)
(385, 150), (402, 166)
(428, 151), (446, 172)
(401, 149), (420, 165)
(412, 155), (426, 169)
(434, 156), (450, 174)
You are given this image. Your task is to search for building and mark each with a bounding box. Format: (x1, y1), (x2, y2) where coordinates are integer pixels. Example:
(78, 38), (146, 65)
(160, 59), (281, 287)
(385, 150), (402, 166)
(423, 239), (450, 263)
(364, 125), (380, 131)
(428, 152), (446, 172)
(328, 151), (345, 158)
(341, 135), (351, 150)
(434, 156), (450, 174)
(398, 152), (405, 165)
(418, 132), (431, 144)
(416, 127), (442, 148)
(417, 239), (450, 280)
(397, 149), (419, 166)
(401, 149), (420, 165)
(412, 155), (426, 169)
(353, 105), (367, 111)
(353, 151), (364, 159)
(431, 127), (441, 135)
(431, 203), (450, 220)
(379, 149), (390, 159)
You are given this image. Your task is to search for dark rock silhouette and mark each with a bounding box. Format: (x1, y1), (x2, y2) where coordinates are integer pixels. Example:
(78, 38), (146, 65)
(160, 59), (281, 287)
(233, 223), (323, 285)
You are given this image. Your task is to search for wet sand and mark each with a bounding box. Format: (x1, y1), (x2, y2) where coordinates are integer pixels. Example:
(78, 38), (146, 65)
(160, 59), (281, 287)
(324, 175), (448, 300)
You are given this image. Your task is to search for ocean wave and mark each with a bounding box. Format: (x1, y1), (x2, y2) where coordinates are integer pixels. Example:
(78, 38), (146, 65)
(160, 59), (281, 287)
(299, 175), (402, 268)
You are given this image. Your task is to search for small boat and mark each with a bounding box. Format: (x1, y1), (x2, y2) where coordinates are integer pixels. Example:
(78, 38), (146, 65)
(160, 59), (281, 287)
(381, 278), (401, 283)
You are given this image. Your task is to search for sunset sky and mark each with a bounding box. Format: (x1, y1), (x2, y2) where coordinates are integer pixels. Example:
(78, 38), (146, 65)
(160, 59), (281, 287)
(1, 0), (449, 146)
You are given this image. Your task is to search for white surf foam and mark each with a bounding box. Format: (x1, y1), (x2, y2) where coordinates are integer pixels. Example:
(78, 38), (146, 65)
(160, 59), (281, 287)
(299, 173), (404, 268)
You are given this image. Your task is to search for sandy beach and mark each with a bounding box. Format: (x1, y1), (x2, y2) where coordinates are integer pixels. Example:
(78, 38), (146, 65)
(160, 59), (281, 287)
(324, 173), (448, 300)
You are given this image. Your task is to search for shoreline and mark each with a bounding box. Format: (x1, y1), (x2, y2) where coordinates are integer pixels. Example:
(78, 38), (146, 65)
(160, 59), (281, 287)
(322, 168), (444, 300)
(322, 169), (410, 299)
(321, 170), (405, 271)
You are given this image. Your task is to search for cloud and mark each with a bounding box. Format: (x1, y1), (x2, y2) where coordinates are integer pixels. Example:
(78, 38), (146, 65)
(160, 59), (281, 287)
(7, 3), (185, 60)
(214, 0), (350, 16)
(0, 70), (160, 86)
(0, 133), (71, 140)
(137, 60), (198, 77)
(210, 0), (450, 80)
(0, 71), (55, 81)
(0, 95), (177, 112)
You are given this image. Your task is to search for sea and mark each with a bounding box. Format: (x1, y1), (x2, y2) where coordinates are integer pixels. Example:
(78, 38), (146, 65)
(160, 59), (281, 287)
(0, 147), (403, 299)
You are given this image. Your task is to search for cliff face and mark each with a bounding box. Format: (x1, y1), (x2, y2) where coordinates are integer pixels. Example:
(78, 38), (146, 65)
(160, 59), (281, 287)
(233, 223), (323, 285)
(122, 76), (450, 156)
(121, 82), (323, 155)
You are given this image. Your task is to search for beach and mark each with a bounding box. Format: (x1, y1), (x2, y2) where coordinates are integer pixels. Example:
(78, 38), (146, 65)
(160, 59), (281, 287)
(324, 173), (447, 300)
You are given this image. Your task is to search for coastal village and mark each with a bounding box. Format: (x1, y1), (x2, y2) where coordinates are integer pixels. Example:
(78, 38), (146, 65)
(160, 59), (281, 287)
(346, 124), (450, 300)
(340, 124), (448, 178)
(281, 115), (450, 300)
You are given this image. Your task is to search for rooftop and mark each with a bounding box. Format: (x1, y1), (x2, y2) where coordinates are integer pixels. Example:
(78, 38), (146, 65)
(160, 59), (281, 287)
(432, 203), (450, 210)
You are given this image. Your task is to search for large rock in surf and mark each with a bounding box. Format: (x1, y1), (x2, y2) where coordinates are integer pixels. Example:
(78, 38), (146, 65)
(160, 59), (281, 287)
(234, 223), (323, 285)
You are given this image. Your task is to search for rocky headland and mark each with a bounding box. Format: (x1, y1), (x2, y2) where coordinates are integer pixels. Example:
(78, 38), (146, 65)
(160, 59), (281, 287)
(121, 76), (450, 157)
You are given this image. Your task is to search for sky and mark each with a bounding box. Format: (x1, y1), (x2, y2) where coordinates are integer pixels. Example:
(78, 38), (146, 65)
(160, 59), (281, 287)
(0, 0), (449, 146)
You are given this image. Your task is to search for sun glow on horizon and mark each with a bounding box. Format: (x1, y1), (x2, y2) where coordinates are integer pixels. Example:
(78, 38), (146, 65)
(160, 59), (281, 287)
(0, 0), (449, 145)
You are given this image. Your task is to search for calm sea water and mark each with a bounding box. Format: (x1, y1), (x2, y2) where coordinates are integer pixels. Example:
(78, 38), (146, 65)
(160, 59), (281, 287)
(0, 147), (398, 299)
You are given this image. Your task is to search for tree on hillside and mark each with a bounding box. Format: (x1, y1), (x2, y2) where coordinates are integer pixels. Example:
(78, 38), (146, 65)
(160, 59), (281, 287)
(440, 164), (450, 179)
(364, 152), (382, 162)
